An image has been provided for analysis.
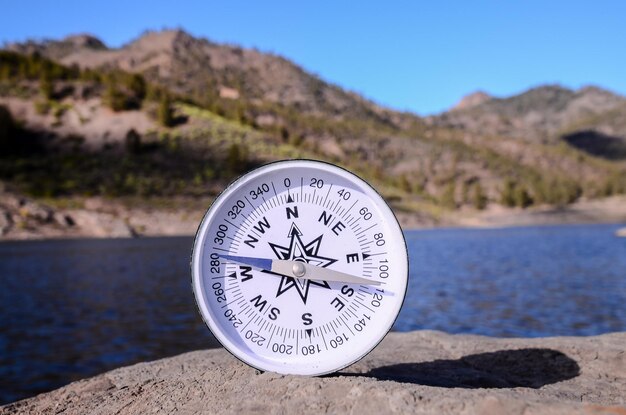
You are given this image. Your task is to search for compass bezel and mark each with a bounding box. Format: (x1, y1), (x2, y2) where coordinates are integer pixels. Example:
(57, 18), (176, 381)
(191, 159), (409, 375)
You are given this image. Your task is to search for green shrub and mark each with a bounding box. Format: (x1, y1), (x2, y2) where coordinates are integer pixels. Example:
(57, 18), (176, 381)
(34, 100), (51, 115)
(125, 129), (142, 154)
(472, 182), (488, 210)
(104, 83), (131, 111)
(514, 186), (533, 208)
(0, 104), (16, 151)
(158, 94), (175, 127)
(440, 182), (457, 209)
(500, 179), (517, 207)
(127, 74), (146, 101)
(39, 73), (54, 100)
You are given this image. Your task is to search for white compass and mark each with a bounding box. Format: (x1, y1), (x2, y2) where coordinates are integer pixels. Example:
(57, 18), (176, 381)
(191, 160), (408, 375)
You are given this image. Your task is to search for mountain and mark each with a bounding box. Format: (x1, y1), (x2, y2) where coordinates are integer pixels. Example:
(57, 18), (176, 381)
(1, 29), (626, 237)
(7, 30), (394, 124)
(451, 91), (492, 111)
(437, 85), (626, 144)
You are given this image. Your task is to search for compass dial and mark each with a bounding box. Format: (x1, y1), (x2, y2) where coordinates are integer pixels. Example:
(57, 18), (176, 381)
(191, 160), (408, 375)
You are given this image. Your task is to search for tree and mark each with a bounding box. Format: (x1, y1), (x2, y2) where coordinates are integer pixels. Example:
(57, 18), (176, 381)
(441, 182), (457, 209)
(0, 105), (16, 153)
(514, 186), (533, 208)
(158, 94), (174, 127)
(125, 129), (142, 154)
(226, 143), (242, 176)
(104, 83), (129, 112)
(500, 179), (517, 207)
(472, 182), (488, 210)
(40, 73), (54, 100)
(127, 74), (146, 102)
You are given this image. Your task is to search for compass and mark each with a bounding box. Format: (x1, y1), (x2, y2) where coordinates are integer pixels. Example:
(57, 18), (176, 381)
(191, 160), (408, 375)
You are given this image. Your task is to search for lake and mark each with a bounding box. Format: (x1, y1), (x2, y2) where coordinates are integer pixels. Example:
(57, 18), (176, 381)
(1, 223), (625, 404)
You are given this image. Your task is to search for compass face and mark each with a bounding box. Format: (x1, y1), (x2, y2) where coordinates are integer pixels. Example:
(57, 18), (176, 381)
(191, 160), (408, 375)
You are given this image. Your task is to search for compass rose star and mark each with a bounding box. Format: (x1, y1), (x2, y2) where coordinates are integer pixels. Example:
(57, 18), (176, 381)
(269, 223), (337, 304)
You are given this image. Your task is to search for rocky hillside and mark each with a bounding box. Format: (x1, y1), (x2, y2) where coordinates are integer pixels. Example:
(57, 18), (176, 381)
(8, 30), (395, 124)
(1, 30), (626, 238)
(439, 85), (626, 145)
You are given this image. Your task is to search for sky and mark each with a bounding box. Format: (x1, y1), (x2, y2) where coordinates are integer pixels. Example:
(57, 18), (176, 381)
(1, 1), (625, 115)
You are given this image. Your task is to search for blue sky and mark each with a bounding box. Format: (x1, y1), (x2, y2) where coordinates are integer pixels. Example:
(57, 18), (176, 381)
(1, 1), (624, 114)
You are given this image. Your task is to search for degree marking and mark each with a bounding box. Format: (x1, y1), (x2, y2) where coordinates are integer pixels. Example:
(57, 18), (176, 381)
(266, 325), (276, 349)
(271, 182), (278, 198)
(341, 200), (359, 219)
(320, 330), (328, 351)
(323, 184), (333, 206)
(240, 214), (254, 231)
(348, 215), (362, 226)
(339, 314), (355, 335)
(295, 330), (299, 354)
(244, 196), (260, 220)
(241, 318), (253, 332)
(221, 294), (244, 308)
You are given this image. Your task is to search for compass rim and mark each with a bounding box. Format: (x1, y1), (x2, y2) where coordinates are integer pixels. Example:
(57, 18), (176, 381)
(190, 159), (409, 375)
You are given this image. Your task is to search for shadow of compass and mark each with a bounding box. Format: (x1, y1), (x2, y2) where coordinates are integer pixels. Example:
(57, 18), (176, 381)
(336, 348), (580, 389)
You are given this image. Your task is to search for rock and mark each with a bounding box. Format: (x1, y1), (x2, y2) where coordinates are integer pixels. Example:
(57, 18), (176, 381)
(0, 193), (25, 210)
(19, 201), (53, 223)
(2, 331), (624, 414)
(69, 210), (134, 238)
(53, 212), (75, 227)
(0, 209), (12, 235)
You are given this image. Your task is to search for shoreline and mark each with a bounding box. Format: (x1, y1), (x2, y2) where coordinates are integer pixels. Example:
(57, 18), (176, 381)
(3, 330), (624, 414)
(1, 192), (625, 241)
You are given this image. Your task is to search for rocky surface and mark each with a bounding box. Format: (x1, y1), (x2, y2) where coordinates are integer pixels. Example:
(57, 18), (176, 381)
(2, 331), (624, 415)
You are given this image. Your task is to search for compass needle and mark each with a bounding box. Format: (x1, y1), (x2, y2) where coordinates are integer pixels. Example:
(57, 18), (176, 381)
(192, 160), (408, 376)
(220, 254), (382, 286)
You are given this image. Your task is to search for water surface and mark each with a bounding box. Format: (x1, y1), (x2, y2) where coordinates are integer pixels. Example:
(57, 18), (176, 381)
(1, 223), (625, 404)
